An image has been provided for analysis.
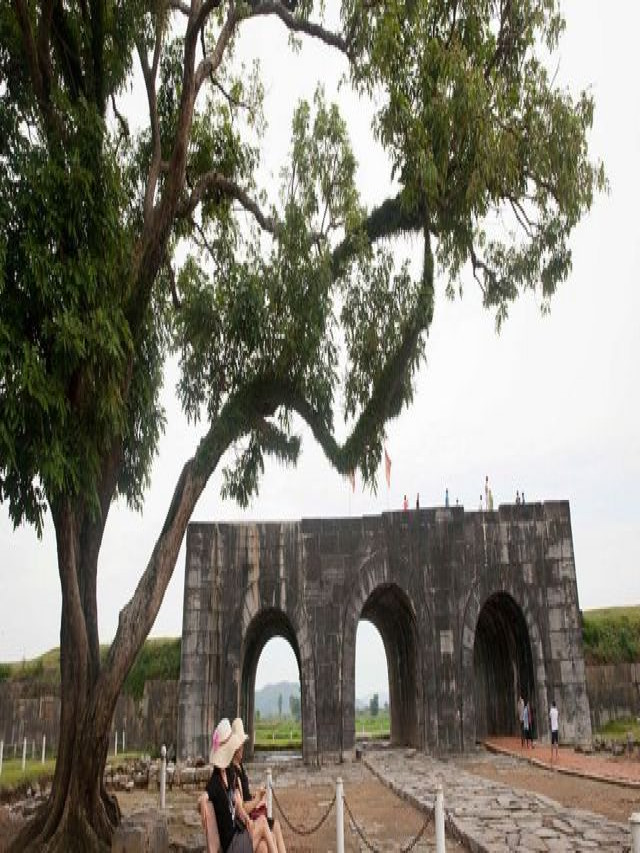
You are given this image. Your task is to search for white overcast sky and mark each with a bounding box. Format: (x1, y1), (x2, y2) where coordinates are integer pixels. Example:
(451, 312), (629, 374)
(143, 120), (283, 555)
(1, 2), (638, 699)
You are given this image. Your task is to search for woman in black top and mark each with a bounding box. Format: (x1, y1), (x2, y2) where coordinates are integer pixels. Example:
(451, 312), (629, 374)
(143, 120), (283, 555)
(208, 718), (277, 853)
(231, 718), (287, 853)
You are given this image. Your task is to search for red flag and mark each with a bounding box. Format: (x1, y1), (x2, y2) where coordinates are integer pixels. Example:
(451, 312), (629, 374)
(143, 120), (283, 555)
(384, 447), (391, 489)
(348, 470), (355, 493)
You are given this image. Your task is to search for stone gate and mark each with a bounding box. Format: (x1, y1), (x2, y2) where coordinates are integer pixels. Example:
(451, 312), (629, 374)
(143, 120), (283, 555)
(177, 501), (591, 763)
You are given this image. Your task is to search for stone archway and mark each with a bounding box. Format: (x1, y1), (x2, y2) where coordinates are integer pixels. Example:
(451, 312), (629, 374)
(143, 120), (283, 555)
(341, 550), (425, 755)
(362, 583), (421, 748)
(239, 608), (303, 760)
(472, 592), (536, 739)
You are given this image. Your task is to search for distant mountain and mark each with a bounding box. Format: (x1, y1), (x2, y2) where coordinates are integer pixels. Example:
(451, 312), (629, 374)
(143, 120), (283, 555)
(254, 680), (389, 717)
(254, 681), (300, 718)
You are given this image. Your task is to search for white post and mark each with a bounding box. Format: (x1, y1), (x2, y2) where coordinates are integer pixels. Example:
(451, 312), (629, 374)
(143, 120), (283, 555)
(266, 768), (273, 820)
(160, 745), (167, 810)
(122, 729), (126, 754)
(41, 735), (46, 764)
(435, 784), (445, 853)
(630, 813), (640, 853)
(114, 729), (118, 757)
(22, 737), (27, 771)
(336, 777), (344, 853)
(0, 740), (3, 777)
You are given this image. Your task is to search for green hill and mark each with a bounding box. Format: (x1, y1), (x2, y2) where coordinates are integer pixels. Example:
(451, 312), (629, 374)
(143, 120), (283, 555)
(0, 638), (181, 700)
(581, 606), (640, 664)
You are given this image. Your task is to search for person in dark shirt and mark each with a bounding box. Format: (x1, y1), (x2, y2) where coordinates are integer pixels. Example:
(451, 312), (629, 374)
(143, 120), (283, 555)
(207, 718), (277, 853)
(231, 718), (288, 853)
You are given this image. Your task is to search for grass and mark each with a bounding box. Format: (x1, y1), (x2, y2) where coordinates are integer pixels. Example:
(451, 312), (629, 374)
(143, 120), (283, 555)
(355, 710), (390, 739)
(596, 717), (640, 742)
(0, 758), (56, 793)
(122, 638), (181, 701)
(582, 606), (640, 664)
(253, 711), (390, 749)
(0, 638), (182, 699)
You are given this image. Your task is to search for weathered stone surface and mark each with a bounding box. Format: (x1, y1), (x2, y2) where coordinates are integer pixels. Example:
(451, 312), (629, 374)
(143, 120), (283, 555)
(178, 503), (592, 764)
(111, 809), (169, 853)
(364, 748), (632, 852)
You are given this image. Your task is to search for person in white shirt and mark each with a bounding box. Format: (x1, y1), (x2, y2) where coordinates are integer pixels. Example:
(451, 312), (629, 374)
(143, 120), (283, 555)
(549, 700), (559, 762)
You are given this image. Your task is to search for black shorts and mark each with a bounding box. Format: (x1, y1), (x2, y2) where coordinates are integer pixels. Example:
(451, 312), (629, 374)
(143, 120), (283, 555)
(551, 730), (558, 745)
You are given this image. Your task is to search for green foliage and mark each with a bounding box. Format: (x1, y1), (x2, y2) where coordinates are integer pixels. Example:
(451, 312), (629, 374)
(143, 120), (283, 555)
(369, 692), (379, 717)
(343, 0), (605, 327)
(582, 608), (640, 664)
(122, 638), (181, 701)
(0, 663), (12, 682)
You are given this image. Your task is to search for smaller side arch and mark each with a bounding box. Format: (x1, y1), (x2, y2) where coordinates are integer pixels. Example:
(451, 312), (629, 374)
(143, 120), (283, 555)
(341, 552), (425, 755)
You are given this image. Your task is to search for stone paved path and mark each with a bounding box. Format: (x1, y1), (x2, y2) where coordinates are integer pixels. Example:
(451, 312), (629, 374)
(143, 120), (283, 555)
(364, 748), (633, 852)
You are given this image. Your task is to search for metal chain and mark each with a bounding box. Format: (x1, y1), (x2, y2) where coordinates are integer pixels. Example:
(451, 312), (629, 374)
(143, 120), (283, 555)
(343, 796), (432, 853)
(271, 785), (336, 836)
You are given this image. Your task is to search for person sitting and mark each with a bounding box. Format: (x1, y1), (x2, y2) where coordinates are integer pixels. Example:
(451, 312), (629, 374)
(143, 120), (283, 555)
(207, 718), (277, 853)
(231, 718), (287, 853)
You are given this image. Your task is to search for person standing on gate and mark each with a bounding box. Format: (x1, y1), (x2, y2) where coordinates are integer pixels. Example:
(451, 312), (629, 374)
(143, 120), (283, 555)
(549, 701), (559, 762)
(522, 700), (530, 748)
(517, 695), (525, 747)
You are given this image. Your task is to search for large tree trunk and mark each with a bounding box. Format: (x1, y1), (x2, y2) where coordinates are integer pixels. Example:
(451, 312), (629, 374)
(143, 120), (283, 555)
(9, 502), (120, 852)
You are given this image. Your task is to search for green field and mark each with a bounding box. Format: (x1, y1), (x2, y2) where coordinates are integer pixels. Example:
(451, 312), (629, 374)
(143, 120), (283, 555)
(253, 711), (390, 749)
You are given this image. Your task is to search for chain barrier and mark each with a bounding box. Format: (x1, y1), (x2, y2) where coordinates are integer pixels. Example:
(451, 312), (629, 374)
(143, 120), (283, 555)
(271, 784), (336, 837)
(343, 796), (432, 853)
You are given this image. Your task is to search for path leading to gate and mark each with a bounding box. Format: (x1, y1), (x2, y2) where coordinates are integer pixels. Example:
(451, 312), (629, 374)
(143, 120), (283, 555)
(364, 748), (633, 852)
(484, 736), (640, 786)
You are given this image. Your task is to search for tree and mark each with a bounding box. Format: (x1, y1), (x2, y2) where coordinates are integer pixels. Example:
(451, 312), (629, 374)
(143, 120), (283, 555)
(0, 1), (602, 849)
(289, 692), (301, 721)
(369, 693), (379, 717)
(278, 692), (283, 719)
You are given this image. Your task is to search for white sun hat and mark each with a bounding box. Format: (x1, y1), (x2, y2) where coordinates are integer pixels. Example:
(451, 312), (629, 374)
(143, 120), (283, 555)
(231, 717), (250, 744)
(209, 718), (242, 767)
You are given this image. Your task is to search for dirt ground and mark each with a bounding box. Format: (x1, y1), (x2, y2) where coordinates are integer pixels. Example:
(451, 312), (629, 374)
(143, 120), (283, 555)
(2, 748), (639, 850)
(461, 750), (640, 825)
(119, 760), (466, 851)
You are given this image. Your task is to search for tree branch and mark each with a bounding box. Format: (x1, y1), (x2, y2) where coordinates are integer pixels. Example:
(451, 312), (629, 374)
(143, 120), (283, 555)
(331, 191), (426, 275)
(245, 0), (348, 54)
(93, 377), (278, 726)
(195, 3), (240, 94)
(136, 19), (164, 223)
(178, 171), (278, 233)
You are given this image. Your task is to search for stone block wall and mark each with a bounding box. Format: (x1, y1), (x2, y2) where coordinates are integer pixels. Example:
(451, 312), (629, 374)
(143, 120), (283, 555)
(585, 662), (640, 729)
(0, 679), (177, 756)
(178, 502), (594, 763)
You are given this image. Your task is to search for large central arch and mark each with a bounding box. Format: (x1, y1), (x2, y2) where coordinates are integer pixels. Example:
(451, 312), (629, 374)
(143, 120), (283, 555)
(473, 592), (536, 739)
(361, 583), (421, 747)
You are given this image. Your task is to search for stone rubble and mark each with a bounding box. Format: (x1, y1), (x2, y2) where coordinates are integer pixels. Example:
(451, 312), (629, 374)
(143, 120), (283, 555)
(364, 748), (633, 853)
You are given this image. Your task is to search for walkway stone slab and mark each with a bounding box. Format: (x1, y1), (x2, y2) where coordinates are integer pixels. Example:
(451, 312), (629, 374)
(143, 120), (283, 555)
(364, 749), (632, 853)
